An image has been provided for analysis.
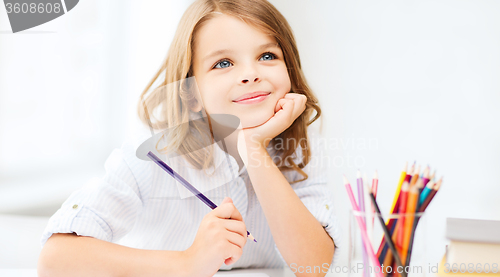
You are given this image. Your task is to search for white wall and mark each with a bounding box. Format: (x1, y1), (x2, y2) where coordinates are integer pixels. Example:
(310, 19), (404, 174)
(271, 0), (500, 265)
(1, 0), (499, 269)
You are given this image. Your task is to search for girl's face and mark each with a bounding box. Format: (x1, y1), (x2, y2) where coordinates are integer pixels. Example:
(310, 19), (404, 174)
(192, 14), (291, 129)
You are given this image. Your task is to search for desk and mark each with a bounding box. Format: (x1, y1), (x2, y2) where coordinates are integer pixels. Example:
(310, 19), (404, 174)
(0, 268), (342, 277)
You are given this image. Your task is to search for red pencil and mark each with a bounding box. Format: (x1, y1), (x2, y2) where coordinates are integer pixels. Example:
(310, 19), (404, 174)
(396, 181), (410, 250)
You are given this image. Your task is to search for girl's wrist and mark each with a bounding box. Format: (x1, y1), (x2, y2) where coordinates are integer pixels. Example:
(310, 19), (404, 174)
(179, 249), (201, 277)
(242, 132), (270, 150)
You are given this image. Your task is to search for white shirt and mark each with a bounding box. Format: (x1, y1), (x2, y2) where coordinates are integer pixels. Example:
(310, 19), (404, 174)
(41, 127), (342, 270)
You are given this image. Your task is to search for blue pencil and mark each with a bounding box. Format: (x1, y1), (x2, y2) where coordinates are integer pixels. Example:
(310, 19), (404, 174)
(147, 151), (257, 242)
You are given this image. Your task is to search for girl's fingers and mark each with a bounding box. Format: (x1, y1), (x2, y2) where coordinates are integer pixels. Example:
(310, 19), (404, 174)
(284, 93), (307, 118)
(224, 219), (247, 238)
(225, 228), (247, 249)
(224, 243), (243, 265)
(274, 98), (287, 113)
(275, 98), (294, 115)
(213, 201), (243, 221)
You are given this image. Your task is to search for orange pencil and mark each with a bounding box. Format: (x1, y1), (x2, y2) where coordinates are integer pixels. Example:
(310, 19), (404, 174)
(409, 165), (420, 187)
(402, 180), (420, 263)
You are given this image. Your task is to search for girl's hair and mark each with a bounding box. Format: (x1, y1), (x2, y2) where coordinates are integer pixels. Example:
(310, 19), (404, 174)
(137, 0), (322, 183)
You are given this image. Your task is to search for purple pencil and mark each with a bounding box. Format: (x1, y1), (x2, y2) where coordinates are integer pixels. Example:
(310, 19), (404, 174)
(357, 170), (369, 277)
(147, 151), (257, 242)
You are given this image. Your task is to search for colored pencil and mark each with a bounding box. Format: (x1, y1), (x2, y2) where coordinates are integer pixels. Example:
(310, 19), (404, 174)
(396, 181), (410, 250)
(363, 173), (374, 244)
(409, 165), (420, 187)
(389, 162), (408, 220)
(378, 180), (410, 264)
(372, 170), (379, 198)
(378, 162), (415, 262)
(146, 151), (257, 242)
(402, 180), (419, 263)
(364, 180), (407, 277)
(430, 170), (436, 181)
(406, 177), (442, 266)
(377, 162), (408, 262)
(419, 177), (442, 212)
(344, 176), (384, 277)
(422, 166), (430, 187)
(419, 179), (435, 206)
(371, 170), (378, 227)
(357, 171), (369, 277)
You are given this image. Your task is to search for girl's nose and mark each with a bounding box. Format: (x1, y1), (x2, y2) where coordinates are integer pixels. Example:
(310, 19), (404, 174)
(241, 77), (260, 84)
(240, 65), (260, 84)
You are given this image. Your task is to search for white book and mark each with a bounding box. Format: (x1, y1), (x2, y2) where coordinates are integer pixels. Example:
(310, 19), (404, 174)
(446, 218), (500, 265)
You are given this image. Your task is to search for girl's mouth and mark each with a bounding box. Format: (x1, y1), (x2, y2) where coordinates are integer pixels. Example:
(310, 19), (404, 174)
(233, 92), (271, 104)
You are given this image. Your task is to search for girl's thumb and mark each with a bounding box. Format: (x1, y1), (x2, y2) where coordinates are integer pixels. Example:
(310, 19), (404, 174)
(221, 197), (233, 204)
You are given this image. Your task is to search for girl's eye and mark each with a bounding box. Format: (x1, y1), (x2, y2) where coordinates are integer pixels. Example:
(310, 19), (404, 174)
(213, 59), (233, 69)
(260, 52), (277, 61)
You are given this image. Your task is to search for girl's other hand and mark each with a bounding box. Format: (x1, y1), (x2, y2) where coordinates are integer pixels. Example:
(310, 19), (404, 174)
(183, 197), (247, 277)
(239, 93), (307, 150)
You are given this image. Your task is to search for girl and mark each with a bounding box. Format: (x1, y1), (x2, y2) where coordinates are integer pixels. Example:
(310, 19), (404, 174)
(38, 0), (340, 276)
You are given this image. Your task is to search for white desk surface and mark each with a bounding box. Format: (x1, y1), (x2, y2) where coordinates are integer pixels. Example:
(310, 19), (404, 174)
(0, 268), (340, 277)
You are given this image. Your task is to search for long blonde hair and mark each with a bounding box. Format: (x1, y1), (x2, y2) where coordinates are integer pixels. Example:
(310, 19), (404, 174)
(137, 0), (322, 182)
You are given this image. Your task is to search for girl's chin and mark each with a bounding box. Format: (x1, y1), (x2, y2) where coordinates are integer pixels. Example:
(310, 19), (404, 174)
(240, 114), (274, 129)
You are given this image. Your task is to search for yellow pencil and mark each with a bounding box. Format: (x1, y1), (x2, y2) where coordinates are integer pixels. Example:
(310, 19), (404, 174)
(388, 162), (408, 222)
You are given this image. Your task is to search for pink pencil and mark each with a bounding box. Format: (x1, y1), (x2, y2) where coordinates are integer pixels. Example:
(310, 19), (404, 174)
(344, 176), (384, 277)
(372, 170), (379, 198)
(371, 170), (378, 226)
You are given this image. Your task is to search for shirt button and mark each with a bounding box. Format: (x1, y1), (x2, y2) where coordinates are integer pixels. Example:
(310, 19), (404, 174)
(72, 204), (79, 209)
(325, 204), (329, 210)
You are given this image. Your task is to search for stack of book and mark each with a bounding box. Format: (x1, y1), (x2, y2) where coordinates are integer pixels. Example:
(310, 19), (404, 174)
(438, 218), (500, 276)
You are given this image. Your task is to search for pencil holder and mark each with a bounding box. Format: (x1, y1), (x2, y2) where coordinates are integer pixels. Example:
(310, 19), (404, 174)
(348, 210), (427, 277)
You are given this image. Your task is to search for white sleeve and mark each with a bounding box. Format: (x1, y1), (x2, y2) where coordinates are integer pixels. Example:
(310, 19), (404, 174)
(273, 130), (342, 268)
(40, 147), (143, 247)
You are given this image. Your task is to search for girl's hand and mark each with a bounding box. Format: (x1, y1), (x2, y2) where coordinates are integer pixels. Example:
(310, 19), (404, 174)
(183, 197), (247, 277)
(238, 93), (307, 154)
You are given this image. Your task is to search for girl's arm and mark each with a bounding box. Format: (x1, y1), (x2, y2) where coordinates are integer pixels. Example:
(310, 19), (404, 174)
(237, 94), (335, 277)
(38, 233), (190, 277)
(38, 197), (247, 277)
(244, 146), (335, 277)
